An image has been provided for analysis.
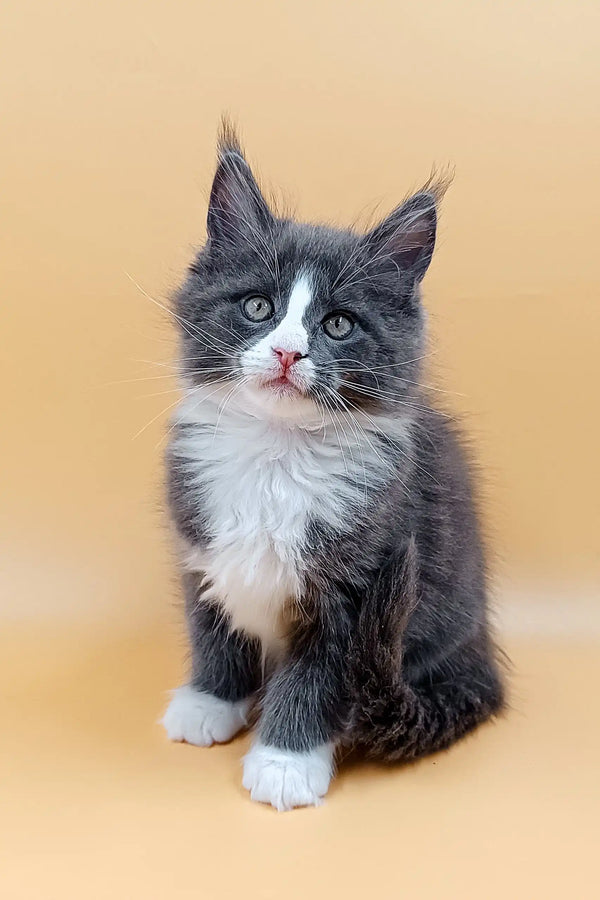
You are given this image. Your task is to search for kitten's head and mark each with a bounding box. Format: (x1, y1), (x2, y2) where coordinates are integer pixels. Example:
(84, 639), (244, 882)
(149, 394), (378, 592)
(176, 127), (444, 425)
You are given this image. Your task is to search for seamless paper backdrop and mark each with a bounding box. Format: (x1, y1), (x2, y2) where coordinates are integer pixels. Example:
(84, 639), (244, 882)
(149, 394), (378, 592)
(2, 5), (600, 899)
(1, 0), (599, 628)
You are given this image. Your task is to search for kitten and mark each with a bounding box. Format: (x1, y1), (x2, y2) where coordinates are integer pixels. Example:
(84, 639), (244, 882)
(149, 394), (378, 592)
(161, 125), (505, 810)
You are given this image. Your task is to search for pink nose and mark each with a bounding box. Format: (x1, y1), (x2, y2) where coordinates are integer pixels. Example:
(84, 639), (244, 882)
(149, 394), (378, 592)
(273, 347), (303, 370)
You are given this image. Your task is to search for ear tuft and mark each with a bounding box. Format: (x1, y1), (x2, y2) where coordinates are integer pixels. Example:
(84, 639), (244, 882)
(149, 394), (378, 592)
(418, 167), (454, 205)
(216, 115), (245, 162)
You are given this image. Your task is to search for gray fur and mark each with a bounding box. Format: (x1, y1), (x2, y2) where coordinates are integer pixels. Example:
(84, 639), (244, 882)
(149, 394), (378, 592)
(165, 126), (505, 767)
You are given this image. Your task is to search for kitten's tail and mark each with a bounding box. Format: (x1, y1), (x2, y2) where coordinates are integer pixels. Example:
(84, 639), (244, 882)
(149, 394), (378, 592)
(349, 539), (504, 761)
(350, 538), (418, 727)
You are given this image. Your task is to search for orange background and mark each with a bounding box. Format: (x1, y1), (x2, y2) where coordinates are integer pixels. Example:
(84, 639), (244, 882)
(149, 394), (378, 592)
(2, 2), (599, 898)
(3, 0), (600, 629)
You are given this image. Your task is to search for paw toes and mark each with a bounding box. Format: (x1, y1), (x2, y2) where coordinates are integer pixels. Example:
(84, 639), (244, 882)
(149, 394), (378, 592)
(242, 742), (333, 811)
(161, 685), (248, 747)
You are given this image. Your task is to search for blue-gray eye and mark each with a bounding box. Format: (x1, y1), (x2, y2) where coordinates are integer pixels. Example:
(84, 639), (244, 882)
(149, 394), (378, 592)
(323, 313), (354, 340)
(242, 295), (274, 322)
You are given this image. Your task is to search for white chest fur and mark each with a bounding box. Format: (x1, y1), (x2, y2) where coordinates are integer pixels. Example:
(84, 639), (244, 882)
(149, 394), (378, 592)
(173, 390), (388, 652)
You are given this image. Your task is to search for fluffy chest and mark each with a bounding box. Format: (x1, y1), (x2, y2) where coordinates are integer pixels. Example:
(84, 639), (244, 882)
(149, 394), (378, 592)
(175, 406), (363, 650)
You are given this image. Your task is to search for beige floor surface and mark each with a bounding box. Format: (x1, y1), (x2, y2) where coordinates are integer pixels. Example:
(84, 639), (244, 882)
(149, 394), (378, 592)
(2, 625), (599, 899)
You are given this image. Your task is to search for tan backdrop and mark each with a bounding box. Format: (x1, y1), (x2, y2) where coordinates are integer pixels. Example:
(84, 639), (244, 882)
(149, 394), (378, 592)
(3, 4), (600, 899)
(2, 0), (599, 625)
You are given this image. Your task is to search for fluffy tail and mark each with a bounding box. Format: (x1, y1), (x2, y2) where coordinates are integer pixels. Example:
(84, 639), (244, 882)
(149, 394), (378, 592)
(350, 540), (504, 761)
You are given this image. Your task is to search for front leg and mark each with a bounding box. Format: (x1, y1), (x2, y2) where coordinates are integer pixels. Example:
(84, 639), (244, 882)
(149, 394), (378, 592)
(243, 596), (351, 810)
(162, 571), (262, 746)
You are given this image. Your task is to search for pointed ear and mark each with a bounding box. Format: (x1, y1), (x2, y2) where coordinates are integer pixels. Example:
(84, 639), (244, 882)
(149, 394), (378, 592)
(207, 129), (274, 250)
(363, 191), (438, 283)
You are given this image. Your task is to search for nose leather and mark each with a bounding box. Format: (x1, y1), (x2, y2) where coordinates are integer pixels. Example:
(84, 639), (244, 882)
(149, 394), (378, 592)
(272, 348), (303, 370)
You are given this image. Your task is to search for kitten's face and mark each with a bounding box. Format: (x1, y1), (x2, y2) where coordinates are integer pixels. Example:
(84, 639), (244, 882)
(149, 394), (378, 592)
(175, 136), (439, 425)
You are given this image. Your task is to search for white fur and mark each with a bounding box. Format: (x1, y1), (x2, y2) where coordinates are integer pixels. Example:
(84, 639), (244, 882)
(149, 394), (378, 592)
(242, 741), (334, 811)
(173, 264), (402, 652)
(175, 385), (390, 654)
(161, 685), (249, 746)
(240, 272), (316, 410)
(249, 272), (313, 357)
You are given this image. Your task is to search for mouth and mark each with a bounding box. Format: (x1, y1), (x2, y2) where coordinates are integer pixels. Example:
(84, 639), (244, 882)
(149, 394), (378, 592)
(261, 374), (302, 395)
(250, 365), (311, 399)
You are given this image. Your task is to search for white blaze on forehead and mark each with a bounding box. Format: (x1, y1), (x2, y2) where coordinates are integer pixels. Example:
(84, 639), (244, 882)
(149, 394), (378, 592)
(261, 271), (313, 355)
(240, 270), (317, 412)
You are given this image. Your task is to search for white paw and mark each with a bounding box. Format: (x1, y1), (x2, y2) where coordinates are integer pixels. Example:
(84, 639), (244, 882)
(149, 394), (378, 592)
(161, 685), (249, 746)
(242, 741), (333, 811)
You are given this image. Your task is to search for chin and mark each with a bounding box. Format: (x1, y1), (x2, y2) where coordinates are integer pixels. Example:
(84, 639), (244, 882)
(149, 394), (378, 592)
(242, 379), (321, 424)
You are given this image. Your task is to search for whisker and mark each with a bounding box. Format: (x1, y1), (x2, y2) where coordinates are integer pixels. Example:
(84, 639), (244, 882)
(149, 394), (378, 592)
(345, 397), (441, 488)
(130, 357), (231, 370)
(131, 394), (185, 441)
(328, 392), (414, 498)
(337, 380), (451, 417)
(100, 365), (237, 389)
(126, 272), (243, 358)
(211, 376), (250, 445)
(318, 390), (351, 481)
(154, 379), (236, 452)
(335, 371), (462, 397)
(322, 386), (369, 503)
(209, 204), (277, 280)
(325, 386), (390, 476)
(331, 240), (366, 290)
(321, 351), (437, 373)
(208, 314), (250, 347)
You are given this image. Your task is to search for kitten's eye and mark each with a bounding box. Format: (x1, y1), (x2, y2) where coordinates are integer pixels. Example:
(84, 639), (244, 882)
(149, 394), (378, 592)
(242, 295), (274, 323)
(323, 313), (354, 340)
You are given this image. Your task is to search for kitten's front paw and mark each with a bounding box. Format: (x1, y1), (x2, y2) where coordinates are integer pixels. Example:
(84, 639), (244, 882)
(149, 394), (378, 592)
(161, 685), (249, 746)
(242, 741), (333, 811)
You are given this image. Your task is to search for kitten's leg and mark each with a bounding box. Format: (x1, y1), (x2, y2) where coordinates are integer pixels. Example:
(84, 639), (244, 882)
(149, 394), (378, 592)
(162, 572), (262, 746)
(243, 602), (350, 811)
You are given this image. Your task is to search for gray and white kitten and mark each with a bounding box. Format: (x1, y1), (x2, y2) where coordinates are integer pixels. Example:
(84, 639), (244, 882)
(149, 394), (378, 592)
(161, 127), (505, 810)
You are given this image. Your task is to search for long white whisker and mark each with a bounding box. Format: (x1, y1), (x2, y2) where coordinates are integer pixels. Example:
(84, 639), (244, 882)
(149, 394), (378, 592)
(337, 381), (451, 417)
(330, 392), (413, 499)
(318, 390), (351, 481)
(154, 379), (236, 452)
(132, 394), (185, 441)
(321, 384), (370, 503)
(211, 376), (249, 447)
(346, 395), (440, 488)
(325, 387), (389, 479)
(101, 365), (236, 388)
(125, 272), (242, 358)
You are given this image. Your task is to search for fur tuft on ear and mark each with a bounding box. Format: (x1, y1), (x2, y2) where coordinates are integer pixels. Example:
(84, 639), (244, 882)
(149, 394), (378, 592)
(207, 118), (274, 250)
(363, 171), (452, 283)
(216, 115), (245, 160)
